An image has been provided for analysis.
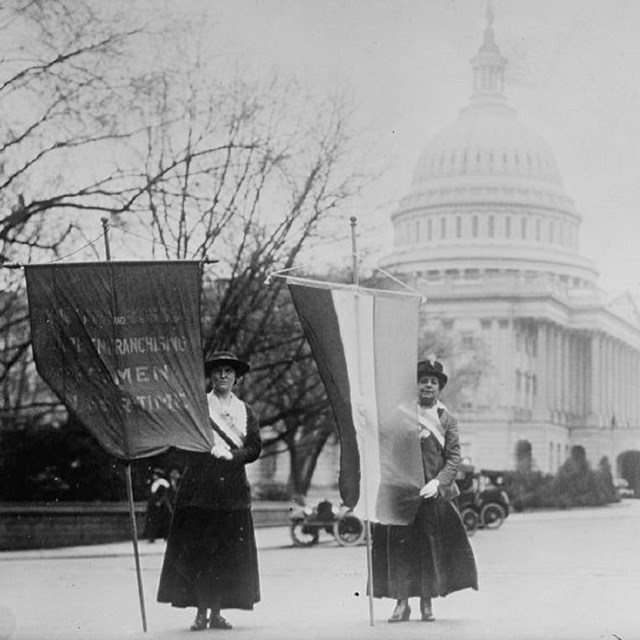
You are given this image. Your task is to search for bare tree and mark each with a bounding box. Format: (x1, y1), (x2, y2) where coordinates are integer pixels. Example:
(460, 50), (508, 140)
(0, 4), (377, 495)
(0, 0), (183, 422)
(105, 50), (373, 493)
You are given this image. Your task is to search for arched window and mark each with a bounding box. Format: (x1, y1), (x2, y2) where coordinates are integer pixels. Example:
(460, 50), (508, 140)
(516, 440), (533, 473)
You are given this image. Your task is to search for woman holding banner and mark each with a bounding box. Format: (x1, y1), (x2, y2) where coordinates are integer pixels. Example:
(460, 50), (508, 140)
(157, 351), (261, 631)
(371, 359), (478, 623)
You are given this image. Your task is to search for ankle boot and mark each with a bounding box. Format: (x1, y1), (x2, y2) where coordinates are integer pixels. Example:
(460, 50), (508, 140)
(190, 610), (208, 631)
(420, 597), (435, 622)
(388, 599), (411, 622)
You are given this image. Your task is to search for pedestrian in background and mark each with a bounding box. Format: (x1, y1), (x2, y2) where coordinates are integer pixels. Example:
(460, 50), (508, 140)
(157, 351), (262, 631)
(371, 359), (478, 622)
(144, 468), (172, 543)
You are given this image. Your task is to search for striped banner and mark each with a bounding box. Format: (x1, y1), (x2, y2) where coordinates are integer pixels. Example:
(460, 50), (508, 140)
(287, 277), (424, 525)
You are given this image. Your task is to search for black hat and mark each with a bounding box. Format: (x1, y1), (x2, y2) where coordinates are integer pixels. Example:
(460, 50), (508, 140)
(417, 359), (448, 389)
(204, 351), (251, 378)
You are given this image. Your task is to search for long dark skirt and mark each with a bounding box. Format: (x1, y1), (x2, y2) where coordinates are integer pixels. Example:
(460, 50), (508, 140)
(371, 497), (478, 599)
(157, 506), (260, 610)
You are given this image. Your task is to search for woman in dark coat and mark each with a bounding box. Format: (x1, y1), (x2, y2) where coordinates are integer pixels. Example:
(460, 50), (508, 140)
(144, 468), (172, 542)
(157, 351), (261, 631)
(371, 359), (478, 623)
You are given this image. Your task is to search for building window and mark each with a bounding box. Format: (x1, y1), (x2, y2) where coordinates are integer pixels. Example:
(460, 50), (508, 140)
(505, 217), (511, 238)
(521, 217), (527, 239)
(456, 215), (462, 238)
(557, 443), (562, 468)
(461, 332), (475, 348)
(415, 220), (420, 243)
(441, 217), (447, 238)
(488, 215), (495, 238)
(480, 319), (492, 330)
(532, 374), (537, 397)
(472, 215), (478, 237)
(427, 218), (433, 241)
(549, 221), (555, 243)
(536, 218), (541, 241)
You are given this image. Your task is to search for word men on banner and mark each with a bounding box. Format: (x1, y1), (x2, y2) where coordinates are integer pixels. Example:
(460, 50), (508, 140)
(25, 261), (213, 460)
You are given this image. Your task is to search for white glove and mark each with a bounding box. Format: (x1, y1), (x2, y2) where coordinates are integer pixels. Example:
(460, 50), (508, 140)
(419, 479), (440, 499)
(211, 445), (233, 460)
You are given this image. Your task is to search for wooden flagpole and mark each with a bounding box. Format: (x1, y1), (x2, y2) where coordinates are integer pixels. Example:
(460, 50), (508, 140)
(350, 216), (375, 627)
(101, 217), (148, 633)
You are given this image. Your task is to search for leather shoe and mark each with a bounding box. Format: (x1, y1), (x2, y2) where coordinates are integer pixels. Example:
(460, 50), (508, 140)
(420, 597), (435, 622)
(388, 600), (411, 623)
(209, 614), (232, 630)
(190, 612), (208, 631)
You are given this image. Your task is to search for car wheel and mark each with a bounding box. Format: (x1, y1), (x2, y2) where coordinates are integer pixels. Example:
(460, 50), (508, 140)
(290, 520), (319, 546)
(461, 507), (479, 536)
(333, 513), (365, 546)
(481, 503), (505, 529)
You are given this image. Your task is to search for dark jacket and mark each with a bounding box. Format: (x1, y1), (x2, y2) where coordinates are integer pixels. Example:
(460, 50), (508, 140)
(421, 404), (461, 502)
(175, 403), (261, 510)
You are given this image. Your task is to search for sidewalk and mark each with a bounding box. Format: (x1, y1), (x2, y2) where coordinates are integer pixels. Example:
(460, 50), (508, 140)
(0, 525), (292, 562)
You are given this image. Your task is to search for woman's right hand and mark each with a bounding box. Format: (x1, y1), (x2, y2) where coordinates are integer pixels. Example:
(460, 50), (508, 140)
(211, 445), (233, 460)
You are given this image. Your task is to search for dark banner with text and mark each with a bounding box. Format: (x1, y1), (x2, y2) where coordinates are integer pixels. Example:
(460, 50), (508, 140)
(25, 261), (213, 460)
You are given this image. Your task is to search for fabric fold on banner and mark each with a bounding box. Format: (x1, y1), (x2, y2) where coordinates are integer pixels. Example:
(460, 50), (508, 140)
(25, 261), (213, 460)
(287, 276), (424, 525)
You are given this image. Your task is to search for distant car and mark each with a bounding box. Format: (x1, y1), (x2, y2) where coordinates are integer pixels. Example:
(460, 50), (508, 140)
(614, 478), (634, 499)
(456, 470), (510, 530)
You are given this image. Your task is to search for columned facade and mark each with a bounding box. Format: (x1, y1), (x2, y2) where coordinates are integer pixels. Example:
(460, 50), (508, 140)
(380, 10), (640, 476)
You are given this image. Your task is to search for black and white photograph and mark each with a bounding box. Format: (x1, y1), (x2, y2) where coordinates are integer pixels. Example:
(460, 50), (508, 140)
(1, 1), (639, 639)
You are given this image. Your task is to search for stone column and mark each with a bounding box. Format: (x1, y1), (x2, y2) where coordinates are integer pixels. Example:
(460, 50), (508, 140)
(535, 322), (547, 419)
(590, 332), (601, 426)
(562, 331), (569, 417)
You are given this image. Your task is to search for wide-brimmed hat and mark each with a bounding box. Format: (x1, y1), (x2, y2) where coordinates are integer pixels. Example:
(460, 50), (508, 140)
(204, 351), (251, 378)
(417, 359), (448, 389)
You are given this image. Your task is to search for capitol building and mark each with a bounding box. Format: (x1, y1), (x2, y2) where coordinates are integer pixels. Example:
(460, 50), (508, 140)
(380, 11), (640, 485)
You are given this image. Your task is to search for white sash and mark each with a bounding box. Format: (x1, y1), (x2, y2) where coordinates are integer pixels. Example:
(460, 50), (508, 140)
(208, 393), (247, 451)
(398, 401), (447, 448)
(417, 402), (446, 448)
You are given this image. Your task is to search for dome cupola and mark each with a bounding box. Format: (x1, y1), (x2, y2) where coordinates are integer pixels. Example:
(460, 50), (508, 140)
(381, 6), (598, 289)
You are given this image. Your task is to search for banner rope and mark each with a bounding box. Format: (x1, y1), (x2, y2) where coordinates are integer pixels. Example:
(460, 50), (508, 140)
(0, 232), (105, 269)
(375, 267), (428, 303)
(264, 264), (316, 285)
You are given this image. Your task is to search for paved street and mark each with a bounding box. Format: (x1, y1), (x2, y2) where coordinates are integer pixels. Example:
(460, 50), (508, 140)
(1, 501), (639, 640)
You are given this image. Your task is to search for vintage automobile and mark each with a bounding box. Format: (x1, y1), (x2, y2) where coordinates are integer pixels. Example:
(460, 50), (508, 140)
(613, 477), (634, 499)
(289, 498), (365, 547)
(456, 467), (511, 531)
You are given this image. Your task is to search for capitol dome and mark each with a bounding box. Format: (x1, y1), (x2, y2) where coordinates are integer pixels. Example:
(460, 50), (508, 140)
(382, 10), (598, 288)
(411, 102), (563, 188)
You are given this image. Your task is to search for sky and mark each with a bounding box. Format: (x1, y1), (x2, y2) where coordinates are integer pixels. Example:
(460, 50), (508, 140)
(177, 0), (640, 293)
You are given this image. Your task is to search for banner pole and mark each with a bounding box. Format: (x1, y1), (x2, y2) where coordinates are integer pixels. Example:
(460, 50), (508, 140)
(350, 216), (359, 286)
(350, 216), (375, 627)
(101, 217), (148, 633)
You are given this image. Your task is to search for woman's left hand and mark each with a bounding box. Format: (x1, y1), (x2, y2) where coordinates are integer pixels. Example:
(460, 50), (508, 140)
(211, 445), (233, 460)
(419, 479), (440, 499)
